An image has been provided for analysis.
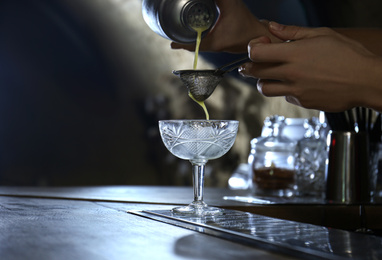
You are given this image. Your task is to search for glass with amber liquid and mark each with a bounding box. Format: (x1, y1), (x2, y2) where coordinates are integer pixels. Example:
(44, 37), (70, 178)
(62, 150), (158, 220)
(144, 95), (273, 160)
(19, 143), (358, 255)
(250, 116), (298, 197)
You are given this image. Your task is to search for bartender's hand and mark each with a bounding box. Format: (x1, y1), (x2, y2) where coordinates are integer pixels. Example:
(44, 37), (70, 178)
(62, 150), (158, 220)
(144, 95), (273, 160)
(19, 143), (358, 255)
(239, 22), (382, 112)
(171, 0), (281, 53)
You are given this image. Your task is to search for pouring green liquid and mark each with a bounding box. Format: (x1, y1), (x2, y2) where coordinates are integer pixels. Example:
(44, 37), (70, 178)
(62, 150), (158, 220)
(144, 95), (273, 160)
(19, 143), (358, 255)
(189, 26), (210, 120)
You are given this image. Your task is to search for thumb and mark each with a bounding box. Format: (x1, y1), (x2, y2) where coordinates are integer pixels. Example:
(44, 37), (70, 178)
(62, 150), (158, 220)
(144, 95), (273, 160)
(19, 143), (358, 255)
(268, 21), (314, 41)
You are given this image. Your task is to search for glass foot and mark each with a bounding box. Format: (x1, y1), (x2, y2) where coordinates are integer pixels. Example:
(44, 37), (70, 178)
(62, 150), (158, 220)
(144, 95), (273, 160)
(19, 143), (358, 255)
(172, 201), (223, 216)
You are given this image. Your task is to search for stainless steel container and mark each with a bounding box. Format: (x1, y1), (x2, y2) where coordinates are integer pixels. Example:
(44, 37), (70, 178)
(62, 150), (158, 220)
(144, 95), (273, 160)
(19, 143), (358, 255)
(142, 0), (219, 43)
(325, 131), (370, 203)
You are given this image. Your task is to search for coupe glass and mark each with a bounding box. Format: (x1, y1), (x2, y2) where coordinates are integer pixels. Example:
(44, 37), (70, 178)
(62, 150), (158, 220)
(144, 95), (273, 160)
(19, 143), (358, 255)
(159, 120), (239, 216)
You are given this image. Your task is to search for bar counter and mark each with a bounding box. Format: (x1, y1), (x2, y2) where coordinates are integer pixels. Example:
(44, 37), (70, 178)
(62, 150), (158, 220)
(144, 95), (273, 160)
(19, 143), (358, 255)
(0, 186), (381, 259)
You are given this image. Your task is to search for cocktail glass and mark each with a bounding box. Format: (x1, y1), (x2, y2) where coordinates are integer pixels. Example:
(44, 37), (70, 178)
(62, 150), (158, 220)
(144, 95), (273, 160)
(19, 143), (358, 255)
(159, 120), (239, 216)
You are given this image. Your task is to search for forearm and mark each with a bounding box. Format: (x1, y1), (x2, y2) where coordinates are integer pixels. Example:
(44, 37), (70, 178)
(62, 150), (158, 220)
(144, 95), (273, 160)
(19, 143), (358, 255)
(334, 28), (382, 56)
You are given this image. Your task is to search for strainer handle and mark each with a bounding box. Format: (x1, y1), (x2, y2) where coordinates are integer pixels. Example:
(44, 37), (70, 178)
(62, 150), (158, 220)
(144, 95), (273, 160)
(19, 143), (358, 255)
(216, 57), (251, 73)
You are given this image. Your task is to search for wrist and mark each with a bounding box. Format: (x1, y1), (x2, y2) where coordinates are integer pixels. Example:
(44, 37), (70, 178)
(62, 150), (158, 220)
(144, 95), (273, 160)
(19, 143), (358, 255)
(359, 56), (382, 112)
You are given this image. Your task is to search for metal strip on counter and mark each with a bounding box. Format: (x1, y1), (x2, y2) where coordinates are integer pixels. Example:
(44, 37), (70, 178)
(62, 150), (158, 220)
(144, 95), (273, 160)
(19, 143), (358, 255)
(129, 209), (382, 260)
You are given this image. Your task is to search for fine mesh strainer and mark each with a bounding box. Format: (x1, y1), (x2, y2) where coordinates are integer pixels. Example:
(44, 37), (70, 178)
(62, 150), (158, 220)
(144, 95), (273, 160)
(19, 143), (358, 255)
(173, 57), (250, 101)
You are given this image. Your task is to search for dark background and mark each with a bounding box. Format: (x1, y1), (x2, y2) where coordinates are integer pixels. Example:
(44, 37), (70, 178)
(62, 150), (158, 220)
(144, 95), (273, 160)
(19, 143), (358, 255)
(0, 0), (381, 186)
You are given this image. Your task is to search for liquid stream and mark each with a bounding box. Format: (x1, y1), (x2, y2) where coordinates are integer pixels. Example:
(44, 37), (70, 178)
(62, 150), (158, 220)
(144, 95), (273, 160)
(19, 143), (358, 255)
(189, 26), (210, 120)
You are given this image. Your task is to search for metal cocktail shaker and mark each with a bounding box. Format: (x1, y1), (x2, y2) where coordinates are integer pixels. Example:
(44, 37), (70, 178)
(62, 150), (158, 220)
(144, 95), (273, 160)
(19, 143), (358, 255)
(325, 131), (370, 203)
(142, 0), (219, 43)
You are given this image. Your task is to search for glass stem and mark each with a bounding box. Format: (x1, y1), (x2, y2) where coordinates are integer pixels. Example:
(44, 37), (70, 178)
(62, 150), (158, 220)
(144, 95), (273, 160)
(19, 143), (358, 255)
(192, 163), (205, 203)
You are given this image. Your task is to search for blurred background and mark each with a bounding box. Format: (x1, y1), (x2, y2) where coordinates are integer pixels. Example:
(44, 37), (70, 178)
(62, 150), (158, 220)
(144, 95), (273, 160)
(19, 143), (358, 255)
(0, 0), (381, 186)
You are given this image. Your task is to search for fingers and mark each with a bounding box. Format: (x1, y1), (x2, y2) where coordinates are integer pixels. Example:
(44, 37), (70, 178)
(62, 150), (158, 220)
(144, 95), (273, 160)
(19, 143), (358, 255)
(285, 96), (302, 107)
(257, 79), (291, 97)
(259, 19), (270, 26)
(239, 62), (288, 81)
(268, 22), (306, 41)
(239, 36), (292, 79)
(247, 36), (295, 63)
(257, 80), (303, 107)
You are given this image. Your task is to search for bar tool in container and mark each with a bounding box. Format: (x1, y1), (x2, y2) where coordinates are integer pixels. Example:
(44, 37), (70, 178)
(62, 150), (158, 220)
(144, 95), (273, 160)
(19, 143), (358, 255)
(249, 115), (298, 197)
(326, 131), (370, 203)
(142, 0), (219, 43)
(325, 109), (382, 203)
